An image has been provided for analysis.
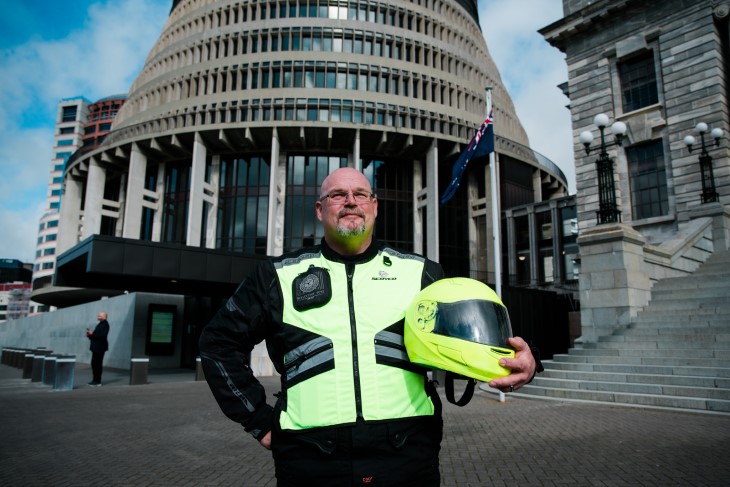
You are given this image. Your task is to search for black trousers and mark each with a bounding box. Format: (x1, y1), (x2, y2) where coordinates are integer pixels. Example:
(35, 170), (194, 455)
(272, 416), (443, 487)
(91, 351), (105, 383)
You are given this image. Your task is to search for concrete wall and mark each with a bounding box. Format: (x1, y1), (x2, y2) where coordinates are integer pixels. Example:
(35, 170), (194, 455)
(0, 292), (184, 370)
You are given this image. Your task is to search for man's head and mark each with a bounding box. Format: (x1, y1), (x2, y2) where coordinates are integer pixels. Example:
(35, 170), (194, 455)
(97, 312), (107, 321)
(316, 167), (378, 255)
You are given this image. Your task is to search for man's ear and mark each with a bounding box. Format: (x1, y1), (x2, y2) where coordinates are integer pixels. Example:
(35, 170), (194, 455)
(315, 201), (324, 222)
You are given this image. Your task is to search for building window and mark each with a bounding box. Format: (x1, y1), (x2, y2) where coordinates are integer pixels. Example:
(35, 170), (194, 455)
(42, 262), (54, 270)
(61, 106), (78, 122)
(618, 52), (658, 113)
(627, 140), (668, 220)
(57, 139), (73, 146)
(162, 163), (191, 244)
(216, 155), (270, 254)
(56, 152), (72, 161)
(59, 127), (74, 134)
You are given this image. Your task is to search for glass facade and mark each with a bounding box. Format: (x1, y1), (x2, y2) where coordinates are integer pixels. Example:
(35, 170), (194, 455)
(162, 163), (191, 244)
(217, 155), (271, 253)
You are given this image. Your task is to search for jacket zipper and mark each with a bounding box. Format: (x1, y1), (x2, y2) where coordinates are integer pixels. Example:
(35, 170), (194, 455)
(284, 342), (334, 372)
(346, 263), (364, 420)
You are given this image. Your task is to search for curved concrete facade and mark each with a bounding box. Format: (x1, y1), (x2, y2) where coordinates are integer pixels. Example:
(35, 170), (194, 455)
(45, 0), (568, 307)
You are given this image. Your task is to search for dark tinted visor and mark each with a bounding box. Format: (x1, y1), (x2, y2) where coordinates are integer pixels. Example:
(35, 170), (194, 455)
(431, 299), (512, 347)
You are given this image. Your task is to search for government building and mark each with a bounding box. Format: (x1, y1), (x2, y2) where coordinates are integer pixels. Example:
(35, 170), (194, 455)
(9, 1), (570, 372)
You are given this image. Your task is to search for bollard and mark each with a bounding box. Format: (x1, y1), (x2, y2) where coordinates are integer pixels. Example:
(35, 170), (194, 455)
(14, 349), (27, 368)
(0, 348), (7, 365)
(42, 355), (58, 386)
(195, 357), (205, 381)
(129, 357), (149, 385)
(54, 355), (76, 391)
(22, 353), (34, 379)
(30, 349), (52, 382)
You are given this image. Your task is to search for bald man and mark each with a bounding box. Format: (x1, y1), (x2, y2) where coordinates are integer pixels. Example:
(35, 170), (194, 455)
(199, 168), (537, 486)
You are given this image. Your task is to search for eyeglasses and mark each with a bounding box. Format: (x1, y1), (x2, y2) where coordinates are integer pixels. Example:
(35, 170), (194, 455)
(319, 190), (376, 205)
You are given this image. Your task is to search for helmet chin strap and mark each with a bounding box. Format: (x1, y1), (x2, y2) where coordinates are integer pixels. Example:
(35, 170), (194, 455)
(444, 372), (477, 406)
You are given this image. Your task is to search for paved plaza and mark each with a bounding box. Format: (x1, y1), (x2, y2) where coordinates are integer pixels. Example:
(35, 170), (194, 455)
(0, 363), (728, 486)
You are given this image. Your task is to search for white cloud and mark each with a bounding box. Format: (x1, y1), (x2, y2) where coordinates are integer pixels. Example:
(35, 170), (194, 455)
(0, 0), (169, 264)
(479, 1), (575, 192)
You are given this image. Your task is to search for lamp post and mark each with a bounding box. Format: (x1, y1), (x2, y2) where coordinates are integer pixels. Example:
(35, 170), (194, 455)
(683, 123), (724, 204)
(579, 114), (627, 224)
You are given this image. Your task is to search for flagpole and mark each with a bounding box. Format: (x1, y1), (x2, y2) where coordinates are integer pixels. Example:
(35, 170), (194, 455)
(486, 87), (502, 298)
(486, 88), (506, 404)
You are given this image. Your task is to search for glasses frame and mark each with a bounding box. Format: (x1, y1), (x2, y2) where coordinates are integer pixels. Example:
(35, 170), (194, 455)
(319, 190), (377, 205)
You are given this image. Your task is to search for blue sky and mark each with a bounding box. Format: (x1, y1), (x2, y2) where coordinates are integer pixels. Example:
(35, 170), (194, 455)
(0, 0), (570, 263)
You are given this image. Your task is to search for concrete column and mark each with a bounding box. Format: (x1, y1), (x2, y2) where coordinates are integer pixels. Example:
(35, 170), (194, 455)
(204, 155), (220, 249)
(57, 177), (83, 254)
(152, 163), (165, 242)
(413, 159), (424, 255)
(425, 139), (439, 262)
(82, 158), (105, 239)
(267, 129), (283, 256)
(352, 129), (361, 170)
(122, 144), (146, 239)
(576, 223), (652, 343)
(186, 134), (207, 247)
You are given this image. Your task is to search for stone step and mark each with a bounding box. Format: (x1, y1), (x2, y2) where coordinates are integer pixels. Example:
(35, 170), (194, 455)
(636, 299), (730, 310)
(554, 354), (730, 371)
(651, 292), (728, 304)
(651, 277), (730, 292)
(614, 326), (730, 337)
(598, 333), (730, 343)
(517, 383), (730, 413)
(566, 348), (730, 359)
(583, 340), (728, 350)
(530, 376), (730, 400)
(540, 368), (730, 389)
(545, 360), (730, 378)
(628, 318), (728, 332)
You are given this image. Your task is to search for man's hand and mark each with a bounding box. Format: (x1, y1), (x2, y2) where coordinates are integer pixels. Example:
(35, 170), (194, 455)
(487, 336), (536, 393)
(259, 431), (272, 450)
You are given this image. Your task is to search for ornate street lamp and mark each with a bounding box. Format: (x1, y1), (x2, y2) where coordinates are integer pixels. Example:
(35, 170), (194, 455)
(579, 114), (628, 224)
(683, 122), (724, 204)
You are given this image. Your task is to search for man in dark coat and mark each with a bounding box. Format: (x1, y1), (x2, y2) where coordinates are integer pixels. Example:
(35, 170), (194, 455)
(86, 311), (110, 386)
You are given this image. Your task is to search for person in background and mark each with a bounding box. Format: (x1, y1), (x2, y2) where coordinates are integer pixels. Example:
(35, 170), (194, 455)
(86, 311), (110, 386)
(199, 167), (538, 486)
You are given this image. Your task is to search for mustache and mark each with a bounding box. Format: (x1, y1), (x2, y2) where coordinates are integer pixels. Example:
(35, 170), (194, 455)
(337, 209), (365, 218)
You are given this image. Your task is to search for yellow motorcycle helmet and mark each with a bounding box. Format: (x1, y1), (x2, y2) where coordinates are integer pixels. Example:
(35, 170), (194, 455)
(404, 277), (515, 382)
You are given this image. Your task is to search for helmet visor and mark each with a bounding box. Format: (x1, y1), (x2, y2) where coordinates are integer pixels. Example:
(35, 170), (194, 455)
(431, 299), (512, 347)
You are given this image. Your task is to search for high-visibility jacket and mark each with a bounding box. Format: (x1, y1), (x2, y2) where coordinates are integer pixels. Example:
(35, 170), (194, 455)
(199, 239), (444, 439)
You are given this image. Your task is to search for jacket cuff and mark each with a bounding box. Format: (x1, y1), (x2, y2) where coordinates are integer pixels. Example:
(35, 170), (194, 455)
(243, 404), (274, 441)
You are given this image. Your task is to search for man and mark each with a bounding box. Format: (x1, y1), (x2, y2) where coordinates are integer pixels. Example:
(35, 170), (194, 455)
(199, 167), (537, 486)
(86, 311), (110, 386)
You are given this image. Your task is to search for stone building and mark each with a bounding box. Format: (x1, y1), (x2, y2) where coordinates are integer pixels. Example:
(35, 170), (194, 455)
(541, 0), (730, 341)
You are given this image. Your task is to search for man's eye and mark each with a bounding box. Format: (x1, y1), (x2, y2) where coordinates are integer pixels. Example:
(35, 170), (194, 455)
(330, 192), (348, 200)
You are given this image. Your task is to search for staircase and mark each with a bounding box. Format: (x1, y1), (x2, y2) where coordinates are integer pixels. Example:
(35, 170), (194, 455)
(518, 249), (730, 413)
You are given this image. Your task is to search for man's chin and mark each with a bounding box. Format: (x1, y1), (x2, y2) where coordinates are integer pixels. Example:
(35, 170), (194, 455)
(336, 223), (366, 237)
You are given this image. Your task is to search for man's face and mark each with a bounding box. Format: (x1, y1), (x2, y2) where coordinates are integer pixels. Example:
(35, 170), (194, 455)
(97, 313), (106, 321)
(316, 168), (378, 254)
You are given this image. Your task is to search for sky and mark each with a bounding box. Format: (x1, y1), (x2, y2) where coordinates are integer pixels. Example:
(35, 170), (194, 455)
(0, 0), (571, 264)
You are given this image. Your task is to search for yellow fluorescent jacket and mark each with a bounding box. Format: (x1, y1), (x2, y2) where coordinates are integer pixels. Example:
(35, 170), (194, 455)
(274, 246), (435, 430)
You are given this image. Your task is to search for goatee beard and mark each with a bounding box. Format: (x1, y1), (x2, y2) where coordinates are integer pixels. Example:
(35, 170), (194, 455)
(336, 222), (366, 237)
